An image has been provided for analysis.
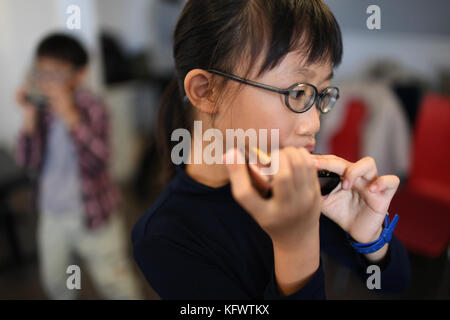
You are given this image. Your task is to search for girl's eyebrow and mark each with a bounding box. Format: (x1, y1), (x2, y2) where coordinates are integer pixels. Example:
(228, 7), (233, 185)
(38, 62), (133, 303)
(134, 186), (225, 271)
(319, 72), (334, 91)
(325, 71), (334, 81)
(292, 67), (334, 82)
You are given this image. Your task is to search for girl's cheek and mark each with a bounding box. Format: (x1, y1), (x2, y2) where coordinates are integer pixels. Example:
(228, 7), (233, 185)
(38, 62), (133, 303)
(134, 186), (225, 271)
(222, 88), (293, 144)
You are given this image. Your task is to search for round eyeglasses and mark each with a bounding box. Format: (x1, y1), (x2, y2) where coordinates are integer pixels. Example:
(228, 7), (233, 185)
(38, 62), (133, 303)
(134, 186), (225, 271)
(208, 69), (339, 114)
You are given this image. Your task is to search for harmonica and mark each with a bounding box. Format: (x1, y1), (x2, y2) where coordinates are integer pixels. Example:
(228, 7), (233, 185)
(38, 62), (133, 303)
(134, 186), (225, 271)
(244, 146), (341, 198)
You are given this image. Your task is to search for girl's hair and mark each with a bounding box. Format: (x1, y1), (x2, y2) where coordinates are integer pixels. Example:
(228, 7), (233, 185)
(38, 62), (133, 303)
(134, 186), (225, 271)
(157, 0), (343, 186)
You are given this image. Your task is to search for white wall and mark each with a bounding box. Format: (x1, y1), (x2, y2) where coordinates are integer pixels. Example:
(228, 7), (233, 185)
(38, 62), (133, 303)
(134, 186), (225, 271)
(0, 0), (59, 152)
(95, 0), (186, 74)
(334, 31), (450, 85)
(95, 0), (152, 54)
(323, 0), (450, 85)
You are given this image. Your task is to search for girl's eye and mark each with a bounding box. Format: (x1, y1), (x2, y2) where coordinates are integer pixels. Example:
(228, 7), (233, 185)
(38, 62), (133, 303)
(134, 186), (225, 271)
(291, 90), (305, 99)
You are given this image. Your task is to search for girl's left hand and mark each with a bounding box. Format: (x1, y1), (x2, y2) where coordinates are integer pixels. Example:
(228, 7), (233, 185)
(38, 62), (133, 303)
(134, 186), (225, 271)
(311, 154), (400, 244)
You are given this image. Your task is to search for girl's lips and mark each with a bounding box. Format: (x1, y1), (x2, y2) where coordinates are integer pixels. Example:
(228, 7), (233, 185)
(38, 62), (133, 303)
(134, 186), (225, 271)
(305, 145), (315, 153)
(279, 142), (316, 154)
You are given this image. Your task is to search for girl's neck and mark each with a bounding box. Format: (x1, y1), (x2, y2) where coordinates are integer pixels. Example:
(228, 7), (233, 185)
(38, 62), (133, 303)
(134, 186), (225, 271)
(184, 140), (230, 188)
(185, 162), (230, 188)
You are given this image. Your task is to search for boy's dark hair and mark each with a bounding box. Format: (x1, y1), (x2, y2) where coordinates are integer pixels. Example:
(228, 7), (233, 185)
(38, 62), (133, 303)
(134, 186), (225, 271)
(157, 0), (343, 185)
(36, 33), (89, 69)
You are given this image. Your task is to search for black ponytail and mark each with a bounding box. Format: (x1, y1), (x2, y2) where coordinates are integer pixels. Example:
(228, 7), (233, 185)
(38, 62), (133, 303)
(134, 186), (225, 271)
(156, 76), (192, 185)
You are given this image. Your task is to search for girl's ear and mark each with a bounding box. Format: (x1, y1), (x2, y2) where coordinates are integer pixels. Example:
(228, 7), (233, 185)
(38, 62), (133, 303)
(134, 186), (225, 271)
(184, 69), (218, 114)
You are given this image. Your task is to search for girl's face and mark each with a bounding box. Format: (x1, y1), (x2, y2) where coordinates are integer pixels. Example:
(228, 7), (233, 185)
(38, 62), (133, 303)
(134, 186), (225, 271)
(214, 51), (333, 154)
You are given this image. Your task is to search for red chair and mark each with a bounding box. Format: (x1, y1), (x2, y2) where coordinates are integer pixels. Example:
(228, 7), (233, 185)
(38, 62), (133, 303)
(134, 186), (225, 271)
(408, 95), (450, 204)
(389, 94), (450, 258)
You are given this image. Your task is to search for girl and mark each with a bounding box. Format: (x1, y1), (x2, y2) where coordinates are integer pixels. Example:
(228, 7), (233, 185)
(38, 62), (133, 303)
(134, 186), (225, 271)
(132, 0), (410, 299)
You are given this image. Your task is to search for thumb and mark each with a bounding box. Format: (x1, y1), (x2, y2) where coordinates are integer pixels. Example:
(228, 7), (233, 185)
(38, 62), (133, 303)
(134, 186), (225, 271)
(223, 148), (266, 214)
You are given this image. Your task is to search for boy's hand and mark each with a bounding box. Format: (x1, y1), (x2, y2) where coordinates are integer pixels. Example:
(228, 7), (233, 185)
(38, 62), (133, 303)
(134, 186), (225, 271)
(42, 82), (80, 130)
(16, 86), (38, 134)
(311, 154), (400, 245)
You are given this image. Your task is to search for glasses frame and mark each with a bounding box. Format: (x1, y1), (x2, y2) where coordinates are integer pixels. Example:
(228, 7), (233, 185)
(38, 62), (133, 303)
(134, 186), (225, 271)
(207, 69), (339, 114)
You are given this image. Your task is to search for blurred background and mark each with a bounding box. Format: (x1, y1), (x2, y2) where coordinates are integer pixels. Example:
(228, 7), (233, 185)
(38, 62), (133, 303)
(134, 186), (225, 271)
(0, 0), (448, 299)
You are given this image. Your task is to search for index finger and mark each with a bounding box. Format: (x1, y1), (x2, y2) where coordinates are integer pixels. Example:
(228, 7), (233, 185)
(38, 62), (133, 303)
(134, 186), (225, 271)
(224, 149), (268, 215)
(311, 154), (351, 176)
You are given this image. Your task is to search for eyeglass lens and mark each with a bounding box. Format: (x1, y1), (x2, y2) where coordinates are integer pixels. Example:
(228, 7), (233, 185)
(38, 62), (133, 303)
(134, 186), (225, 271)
(289, 85), (338, 113)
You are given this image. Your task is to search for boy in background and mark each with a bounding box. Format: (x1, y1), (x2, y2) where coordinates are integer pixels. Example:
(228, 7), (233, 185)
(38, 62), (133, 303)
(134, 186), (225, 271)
(16, 33), (142, 300)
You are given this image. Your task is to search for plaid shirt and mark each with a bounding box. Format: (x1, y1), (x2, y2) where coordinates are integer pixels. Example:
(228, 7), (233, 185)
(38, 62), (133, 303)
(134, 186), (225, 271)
(16, 88), (121, 230)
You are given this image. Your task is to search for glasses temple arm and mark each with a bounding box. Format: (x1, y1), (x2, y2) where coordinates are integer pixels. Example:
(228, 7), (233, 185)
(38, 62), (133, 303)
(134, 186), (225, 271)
(208, 69), (289, 96)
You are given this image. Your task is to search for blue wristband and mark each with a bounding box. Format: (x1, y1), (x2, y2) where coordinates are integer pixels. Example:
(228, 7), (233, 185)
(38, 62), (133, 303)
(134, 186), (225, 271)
(346, 214), (399, 254)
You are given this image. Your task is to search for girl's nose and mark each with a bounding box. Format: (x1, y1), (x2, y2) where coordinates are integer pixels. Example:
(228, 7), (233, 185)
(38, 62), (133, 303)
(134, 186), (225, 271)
(294, 104), (321, 136)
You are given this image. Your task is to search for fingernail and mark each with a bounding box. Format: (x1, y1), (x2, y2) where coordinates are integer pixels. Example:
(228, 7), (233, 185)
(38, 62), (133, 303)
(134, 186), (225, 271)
(370, 185), (377, 192)
(250, 146), (271, 166)
(343, 180), (349, 189)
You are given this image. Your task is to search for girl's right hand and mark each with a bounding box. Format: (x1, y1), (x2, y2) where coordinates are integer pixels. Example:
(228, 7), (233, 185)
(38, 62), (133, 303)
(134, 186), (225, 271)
(224, 147), (322, 250)
(16, 86), (37, 134)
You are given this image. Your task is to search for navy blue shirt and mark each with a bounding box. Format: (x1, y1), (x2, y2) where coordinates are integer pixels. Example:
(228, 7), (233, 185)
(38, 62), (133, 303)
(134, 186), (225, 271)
(132, 164), (410, 299)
